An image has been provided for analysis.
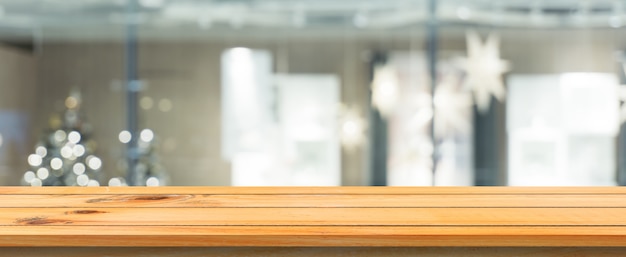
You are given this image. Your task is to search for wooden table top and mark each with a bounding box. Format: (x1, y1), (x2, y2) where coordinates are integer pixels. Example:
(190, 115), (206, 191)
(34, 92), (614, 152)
(1, 186), (626, 247)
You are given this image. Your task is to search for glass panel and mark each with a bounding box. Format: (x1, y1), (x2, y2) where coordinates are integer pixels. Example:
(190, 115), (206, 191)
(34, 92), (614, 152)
(0, 0), (623, 186)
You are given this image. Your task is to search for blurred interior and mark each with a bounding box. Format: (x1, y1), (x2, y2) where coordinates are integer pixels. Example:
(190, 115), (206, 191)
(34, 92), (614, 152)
(1, 0), (626, 186)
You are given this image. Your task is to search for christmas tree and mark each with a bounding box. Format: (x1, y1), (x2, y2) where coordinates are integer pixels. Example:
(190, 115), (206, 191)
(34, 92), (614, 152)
(22, 90), (103, 186)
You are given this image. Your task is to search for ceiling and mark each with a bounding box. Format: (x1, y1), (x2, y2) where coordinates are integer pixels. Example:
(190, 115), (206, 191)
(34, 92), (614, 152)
(0, 0), (624, 41)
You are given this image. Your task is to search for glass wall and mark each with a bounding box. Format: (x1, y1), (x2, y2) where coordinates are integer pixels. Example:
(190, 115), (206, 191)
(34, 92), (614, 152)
(0, 0), (624, 186)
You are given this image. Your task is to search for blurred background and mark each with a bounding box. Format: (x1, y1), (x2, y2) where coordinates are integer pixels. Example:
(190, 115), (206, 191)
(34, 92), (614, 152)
(0, 0), (625, 186)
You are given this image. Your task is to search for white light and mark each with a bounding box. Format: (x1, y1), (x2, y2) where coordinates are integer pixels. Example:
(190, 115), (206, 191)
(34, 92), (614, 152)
(54, 130), (67, 142)
(88, 157), (102, 170)
(381, 82), (396, 96)
(340, 106), (366, 150)
(50, 158), (63, 170)
(140, 129), (154, 142)
(0, 133), (4, 148)
(87, 180), (100, 187)
(371, 65), (400, 117)
(73, 163), (86, 175)
(146, 177), (160, 187)
(226, 48), (254, 89)
(24, 171), (36, 183)
(76, 175), (89, 186)
(119, 130), (132, 143)
(108, 177), (124, 187)
(342, 120), (358, 135)
(139, 0), (164, 8)
(27, 154), (42, 166)
(73, 144), (86, 157)
(456, 6), (472, 20)
(35, 146), (47, 157)
(65, 96), (79, 109)
(68, 131), (81, 144)
(36, 167), (49, 180)
(230, 47), (252, 56)
(60, 145), (73, 158)
(30, 178), (42, 187)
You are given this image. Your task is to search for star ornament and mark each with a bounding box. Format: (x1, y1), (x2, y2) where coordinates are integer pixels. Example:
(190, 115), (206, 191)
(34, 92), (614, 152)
(457, 30), (511, 113)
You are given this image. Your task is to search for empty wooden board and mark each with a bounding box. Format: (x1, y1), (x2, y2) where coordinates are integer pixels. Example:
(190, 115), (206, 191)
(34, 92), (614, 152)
(0, 187), (625, 247)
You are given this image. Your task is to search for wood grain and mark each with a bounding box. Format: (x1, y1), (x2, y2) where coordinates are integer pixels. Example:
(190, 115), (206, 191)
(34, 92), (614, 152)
(4, 194), (626, 207)
(2, 247), (626, 257)
(3, 186), (626, 194)
(4, 207), (626, 226)
(1, 187), (626, 247)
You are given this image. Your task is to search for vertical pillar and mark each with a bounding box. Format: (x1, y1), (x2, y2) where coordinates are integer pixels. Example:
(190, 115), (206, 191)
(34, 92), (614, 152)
(473, 98), (507, 186)
(426, 0), (438, 185)
(368, 52), (388, 186)
(617, 57), (626, 186)
(616, 123), (626, 186)
(125, 0), (139, 186)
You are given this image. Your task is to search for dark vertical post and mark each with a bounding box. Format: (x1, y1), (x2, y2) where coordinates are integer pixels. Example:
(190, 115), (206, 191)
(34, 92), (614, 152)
(426, 0), (438, 186)
(615, 121), (626, 186)
(617, 58), (626, 186)
(125, 0), (139, 186)
(368, 52), (388, 186)
(473, 98), (507, 186)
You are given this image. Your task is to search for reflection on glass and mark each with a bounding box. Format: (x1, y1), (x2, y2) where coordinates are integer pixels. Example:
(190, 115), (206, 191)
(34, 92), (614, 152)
(0, 1), (625, 186)
(223, 47), (341, 185)
(386, 52), (473, 186)
(507, 73), (619, 186)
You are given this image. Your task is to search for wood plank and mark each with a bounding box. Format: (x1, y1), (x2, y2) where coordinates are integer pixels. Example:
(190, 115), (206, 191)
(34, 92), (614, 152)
(3, 247), (626, 257)
(2, 207), (626, 226)
(2, 186), (626, 195)
(1, 187), (626, 247)
(2, 194), (626, 208)
(5, 225), (626, 236)
(2, 226), (626, 246)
